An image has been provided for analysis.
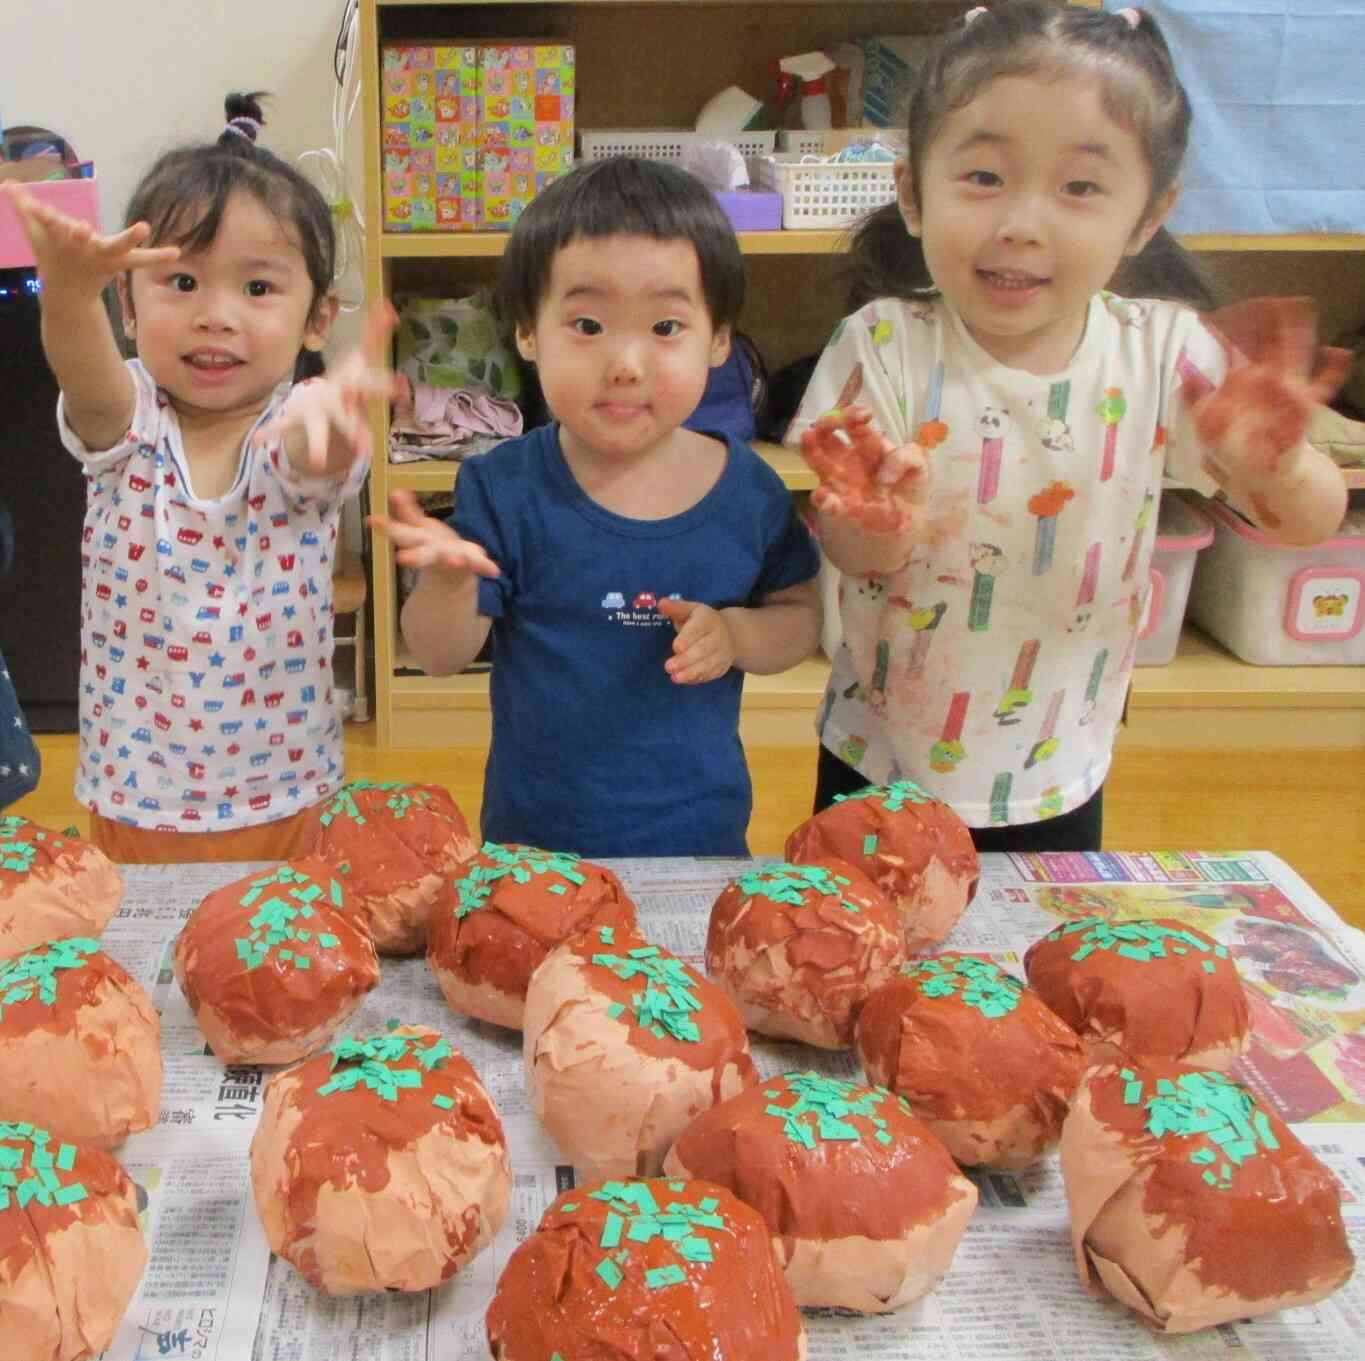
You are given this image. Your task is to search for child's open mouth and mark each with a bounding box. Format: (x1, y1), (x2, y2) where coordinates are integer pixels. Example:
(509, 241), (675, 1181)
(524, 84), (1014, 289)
(184, 350), (244, 371)
(978, 268), (1047, 290)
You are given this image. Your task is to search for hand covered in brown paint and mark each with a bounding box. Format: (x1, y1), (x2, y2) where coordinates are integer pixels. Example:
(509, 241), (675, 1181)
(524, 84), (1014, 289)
(1191, 296), (1352, 483)
(799, 404), (929, 535)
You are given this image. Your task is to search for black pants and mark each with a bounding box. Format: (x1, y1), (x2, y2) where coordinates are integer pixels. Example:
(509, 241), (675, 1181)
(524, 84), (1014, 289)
(813, 744), (1103, 854)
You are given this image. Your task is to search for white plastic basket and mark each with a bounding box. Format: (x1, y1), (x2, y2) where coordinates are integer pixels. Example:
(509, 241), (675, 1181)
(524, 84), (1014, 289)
(752, 153), (897, 229)
(1135, 495), (1214, 666)
(579, 128), (777, 164)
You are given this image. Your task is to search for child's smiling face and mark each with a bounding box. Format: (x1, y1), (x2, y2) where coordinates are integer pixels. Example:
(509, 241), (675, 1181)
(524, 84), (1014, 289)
(516, 232), (730, 471)
(121, 190), (332, 423)
(902, 72), (1174, 374)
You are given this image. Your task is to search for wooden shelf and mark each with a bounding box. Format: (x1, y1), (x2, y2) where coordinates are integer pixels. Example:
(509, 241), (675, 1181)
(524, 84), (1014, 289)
(384, 441), (815, 494)
(383, 229), (1365, 262)
(382, 627), (1364, 749)
(361, 0), (1365, 748)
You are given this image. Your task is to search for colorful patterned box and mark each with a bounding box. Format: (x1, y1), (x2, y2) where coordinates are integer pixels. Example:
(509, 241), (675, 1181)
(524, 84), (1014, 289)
(479, 43), (575, 231)
(382, 43), (482, 232)
(381, 41), (574, 233)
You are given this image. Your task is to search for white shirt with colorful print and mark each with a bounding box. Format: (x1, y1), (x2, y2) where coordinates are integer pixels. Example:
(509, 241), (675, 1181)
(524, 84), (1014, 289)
(789, 293), (1225, 828)
(59, 360), (367, 832)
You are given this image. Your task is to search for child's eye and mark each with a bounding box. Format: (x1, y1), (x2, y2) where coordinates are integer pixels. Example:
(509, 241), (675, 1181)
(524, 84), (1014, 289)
(1063, 180), (1103, 198)
(570, 317), (603, 336)
(246, 280), (273, 297)
(653, 320), (684, 338)
(172, 274), (197, 293)
(964, 170), (1002, 188)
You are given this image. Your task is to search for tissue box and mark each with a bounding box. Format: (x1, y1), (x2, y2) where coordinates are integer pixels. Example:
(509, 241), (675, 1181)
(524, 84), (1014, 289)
(382, 41), (574, 232)
(480, 43), (575, 230)
(382, 44), (481, 231)
(0, 178), (101, 267)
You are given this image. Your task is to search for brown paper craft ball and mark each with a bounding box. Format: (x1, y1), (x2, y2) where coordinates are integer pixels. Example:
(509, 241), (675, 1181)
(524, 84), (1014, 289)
(784, 781), (979, 953)
(1061, 1061), (1355, 1333)
(305, 780), (477, 955)
(0, 937), (161, 1150)
(0, 816), (122, 963)
(429, 843), (637, 1030)
(249, 1024), (511, 1295)
(1024, 917), (1250, 1069)
(664, 1071), (977, 1312)
(486, 1176), (806, 1361)
(855, 954), (1086, 1170)
(173, 857), (380, 1064)
(704, 859), (903, 1048)
(523, 925), (758, 1182)
(0, 1120), (147, 1361)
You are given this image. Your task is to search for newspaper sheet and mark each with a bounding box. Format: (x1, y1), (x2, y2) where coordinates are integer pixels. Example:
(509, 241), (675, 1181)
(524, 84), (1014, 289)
(84, 850), (1364, 1361)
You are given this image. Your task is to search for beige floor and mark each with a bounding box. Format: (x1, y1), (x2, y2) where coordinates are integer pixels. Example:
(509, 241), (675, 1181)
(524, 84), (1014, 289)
(15, 731), (1363, 930)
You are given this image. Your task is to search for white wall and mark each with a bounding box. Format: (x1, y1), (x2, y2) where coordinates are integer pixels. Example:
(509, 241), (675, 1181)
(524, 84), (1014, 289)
(0, 0), (362, 334)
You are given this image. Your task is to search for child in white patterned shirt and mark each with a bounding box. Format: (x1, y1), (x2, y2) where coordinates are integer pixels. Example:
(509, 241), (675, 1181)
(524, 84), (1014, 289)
(1, 92), (397, 862)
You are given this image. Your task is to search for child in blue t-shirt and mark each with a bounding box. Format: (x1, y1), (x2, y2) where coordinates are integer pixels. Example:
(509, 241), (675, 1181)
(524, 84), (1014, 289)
(371, 157), (821, 857)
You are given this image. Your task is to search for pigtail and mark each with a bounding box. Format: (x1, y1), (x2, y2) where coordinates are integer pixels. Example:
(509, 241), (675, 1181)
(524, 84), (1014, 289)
(1113, 227), (1221, 311)
(843, 202), (937, 312)
(222, 92), (268, 148)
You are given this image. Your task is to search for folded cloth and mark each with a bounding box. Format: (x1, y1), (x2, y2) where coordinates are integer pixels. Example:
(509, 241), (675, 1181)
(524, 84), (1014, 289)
(387, 378), (523, 461)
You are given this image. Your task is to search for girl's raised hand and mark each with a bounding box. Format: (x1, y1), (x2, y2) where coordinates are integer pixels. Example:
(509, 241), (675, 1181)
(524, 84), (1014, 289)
(255, 302), (404, 476)
(799, 404), (929, 535)
(1192, 296), (1353, 482)
(0, 182), (180, 303)
(367, 489), (501, 579)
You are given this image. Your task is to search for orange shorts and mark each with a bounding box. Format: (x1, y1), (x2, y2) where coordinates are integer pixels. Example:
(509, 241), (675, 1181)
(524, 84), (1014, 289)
(88, 805), (319, 864)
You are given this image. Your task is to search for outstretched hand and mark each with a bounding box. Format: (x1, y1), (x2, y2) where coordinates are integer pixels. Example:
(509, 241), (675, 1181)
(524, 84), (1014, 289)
(253, 302), (404, 476)
(0, 181), (180, 303)
(799, 404), (929, 535)
(367, 489), (501, 579)
(658, 597), (735, 685)
(1191, 296), (1353, 483)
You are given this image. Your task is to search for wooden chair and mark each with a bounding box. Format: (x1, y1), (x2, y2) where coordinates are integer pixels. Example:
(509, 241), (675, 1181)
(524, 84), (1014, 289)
(333, 552), (369, 723)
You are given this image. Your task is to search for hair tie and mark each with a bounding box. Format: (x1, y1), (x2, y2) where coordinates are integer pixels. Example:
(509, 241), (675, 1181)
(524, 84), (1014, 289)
(964, 5), (990, 21)
(1116, 7), (1142, 28)
(224, 116), (262, 143)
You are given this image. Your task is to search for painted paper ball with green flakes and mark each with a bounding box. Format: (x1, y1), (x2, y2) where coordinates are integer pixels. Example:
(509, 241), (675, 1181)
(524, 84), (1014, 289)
(1061, 1060), (1355, 1333)
(250, 1023), (511, 1295)
(1025, 917), (1250, 1069)
(429, 842), (637, 1030)
(0, 1120), (147, 1361)
(0, 815), (123, 964)
(664, 1071), (977, 1313)
(855, 953), (1086, 1170)
(486, 1176), (805, 1361)
(305, 780), (478, 955)
(173, 856), (380, 1065)
(705, 859), (904, 1048)
(0, 938), (161, 1149)
(784, 781), (979, 953)
(524, 926), (758, 1182)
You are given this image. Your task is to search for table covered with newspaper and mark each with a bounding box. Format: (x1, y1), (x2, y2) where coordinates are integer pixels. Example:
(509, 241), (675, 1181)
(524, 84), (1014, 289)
(92, 849), (1365, 1361)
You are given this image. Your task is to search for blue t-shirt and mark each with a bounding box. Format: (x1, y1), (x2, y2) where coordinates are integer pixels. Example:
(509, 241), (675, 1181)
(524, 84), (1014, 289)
(450, 424), (819, 857)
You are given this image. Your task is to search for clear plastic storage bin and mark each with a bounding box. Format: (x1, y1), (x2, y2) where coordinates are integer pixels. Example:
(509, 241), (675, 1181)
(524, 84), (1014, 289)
(1186, 498), (1365, 665)
(1135, 495), (1215, 666)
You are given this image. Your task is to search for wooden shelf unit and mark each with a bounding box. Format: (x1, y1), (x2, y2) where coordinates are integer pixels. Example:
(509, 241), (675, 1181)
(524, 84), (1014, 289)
(361, 0), (1365, 748)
